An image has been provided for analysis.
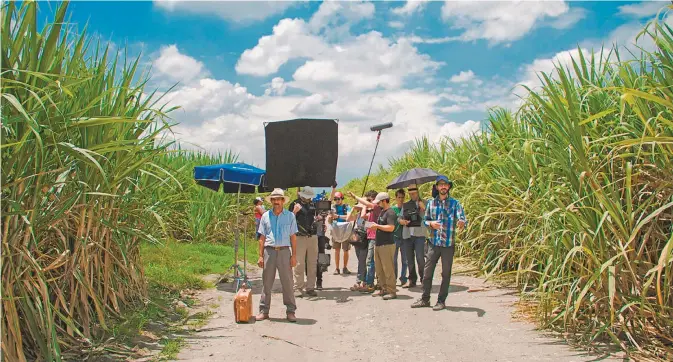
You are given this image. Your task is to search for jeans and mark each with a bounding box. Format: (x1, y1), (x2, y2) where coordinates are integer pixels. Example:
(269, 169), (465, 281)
(421, 244), (455, 304)
(404, 236), (426, 284)
(394, 236), (408, 283)
(354, 244), (368, 283)
(365, 239), (376, 285)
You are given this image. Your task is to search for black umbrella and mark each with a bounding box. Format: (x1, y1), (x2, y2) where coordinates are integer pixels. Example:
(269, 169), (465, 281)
(386, 168), (440, 189)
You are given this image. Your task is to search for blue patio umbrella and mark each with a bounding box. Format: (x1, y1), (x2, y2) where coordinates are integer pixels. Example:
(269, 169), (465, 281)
(193, 162), (267, 193)
(193, 162), (267, 290)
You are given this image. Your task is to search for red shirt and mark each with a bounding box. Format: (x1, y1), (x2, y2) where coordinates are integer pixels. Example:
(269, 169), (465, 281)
(366, 206), (382, 240)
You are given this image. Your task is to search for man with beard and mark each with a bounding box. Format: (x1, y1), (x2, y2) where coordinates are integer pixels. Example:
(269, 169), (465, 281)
(411, 176), (467, 311)
(289, 186), (319, 297)
(256, 188), (298, 322)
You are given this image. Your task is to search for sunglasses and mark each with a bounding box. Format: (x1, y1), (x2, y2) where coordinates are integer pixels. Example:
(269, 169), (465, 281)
(334, 198), (342, 201)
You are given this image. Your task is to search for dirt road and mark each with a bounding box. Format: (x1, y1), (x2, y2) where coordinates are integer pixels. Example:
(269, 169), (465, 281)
(177, 254), (625, 362)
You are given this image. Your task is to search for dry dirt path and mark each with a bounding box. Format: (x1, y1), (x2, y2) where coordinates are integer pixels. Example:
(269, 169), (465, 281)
(177, 253), (626, 362)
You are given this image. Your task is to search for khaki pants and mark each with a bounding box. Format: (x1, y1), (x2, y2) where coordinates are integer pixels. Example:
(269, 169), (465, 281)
(374, 243), (396, 295)
(294, 235), (318, 291)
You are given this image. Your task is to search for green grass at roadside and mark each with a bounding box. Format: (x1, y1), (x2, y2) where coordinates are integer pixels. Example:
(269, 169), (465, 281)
(141, 239), (259, 291)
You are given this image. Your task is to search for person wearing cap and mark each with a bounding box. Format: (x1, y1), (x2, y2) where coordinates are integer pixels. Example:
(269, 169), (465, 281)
(399, 183), (427, 288)
(411, 176), (467, 311)
(365, 191), (398, 299)
(289, 186), (320, 297)
(256, 188), (299, 322)
(254, 197), (266, 239)
(330, 189), (352, 275)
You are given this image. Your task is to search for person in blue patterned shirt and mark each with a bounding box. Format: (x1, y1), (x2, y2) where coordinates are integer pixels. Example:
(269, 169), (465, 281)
(411, 175), (467, 311)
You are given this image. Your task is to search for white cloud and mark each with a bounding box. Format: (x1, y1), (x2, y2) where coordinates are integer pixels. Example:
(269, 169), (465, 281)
(618, 1), (670, 18)
(440, 0), (578, 44)
(450, 70), (475, 83)
(237, 16), (441, 94)
(153, 0), (299, 23)
(392, 0), (429, 16)
(549, 7), (587, 29)
(439, 105), (463, 113)
(308, 0), (375, 32)
(159, 78), (256, 124)
(389, 21), (405, 29)
(264, 77), (287, 96)
(235, 19), (328, 76)
(153, 45), (208, 83)
(406, 35), (453, 44)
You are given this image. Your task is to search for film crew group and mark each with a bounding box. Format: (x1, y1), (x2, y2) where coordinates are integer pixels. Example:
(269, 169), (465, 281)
(346, 175), (467, 308)
(256, 176), (467, 321)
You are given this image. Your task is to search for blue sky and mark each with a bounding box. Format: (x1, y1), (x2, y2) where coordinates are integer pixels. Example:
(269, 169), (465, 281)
(42, 0), (671, 184)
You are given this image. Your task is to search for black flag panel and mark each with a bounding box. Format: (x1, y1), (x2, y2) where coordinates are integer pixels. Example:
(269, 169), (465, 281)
(264, 118), (338, 188)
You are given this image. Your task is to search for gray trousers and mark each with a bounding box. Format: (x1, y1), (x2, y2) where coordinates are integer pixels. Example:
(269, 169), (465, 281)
(259, 247), (296, 314)
(421, 244), (455, 304)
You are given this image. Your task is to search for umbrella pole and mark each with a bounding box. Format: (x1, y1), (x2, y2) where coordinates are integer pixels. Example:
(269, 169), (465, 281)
(235, 184), (241, 281)
(243, 202), (247, 282)
(361, 130), (382, 196)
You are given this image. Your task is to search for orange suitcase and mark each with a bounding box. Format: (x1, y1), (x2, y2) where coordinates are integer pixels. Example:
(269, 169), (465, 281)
(233, 286), (253, 323)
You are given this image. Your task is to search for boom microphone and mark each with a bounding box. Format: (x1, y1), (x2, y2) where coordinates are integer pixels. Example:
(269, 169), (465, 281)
(361, 122), (394, 195)
(370, 122), (393, 132)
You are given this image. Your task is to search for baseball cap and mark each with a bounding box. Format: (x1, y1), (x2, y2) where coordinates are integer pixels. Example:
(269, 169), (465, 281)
(372, 192), (390, 204)
(436, 175), (453, 187)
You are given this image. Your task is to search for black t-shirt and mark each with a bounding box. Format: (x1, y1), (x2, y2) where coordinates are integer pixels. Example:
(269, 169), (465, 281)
(375, 208), (397, 246)
(288, 199), (317, 236)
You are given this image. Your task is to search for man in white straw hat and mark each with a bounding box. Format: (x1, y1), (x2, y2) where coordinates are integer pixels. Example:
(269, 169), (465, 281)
(256, 188), (298, 322)
(289, 186), (320, 297)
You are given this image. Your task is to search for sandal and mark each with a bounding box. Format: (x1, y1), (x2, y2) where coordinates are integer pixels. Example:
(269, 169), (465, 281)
(350, 284), (360, 291)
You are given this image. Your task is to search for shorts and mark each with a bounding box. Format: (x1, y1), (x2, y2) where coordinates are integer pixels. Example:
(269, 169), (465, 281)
(332, 240), (351, 251)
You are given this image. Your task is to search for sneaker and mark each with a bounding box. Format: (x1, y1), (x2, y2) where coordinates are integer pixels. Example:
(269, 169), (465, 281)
(256, 312), (269, 321)
(294, 290), (303, 298)
(433, 302), (446, 311)
(411, 299), (430, 308)
(306, 289), (318, 297)
(316, 282), (323, 290)
(382, 294), (397, 300)
(286, 313), (297, 323)
(343, 267), (352, 275)
(333, 269), (340, 275)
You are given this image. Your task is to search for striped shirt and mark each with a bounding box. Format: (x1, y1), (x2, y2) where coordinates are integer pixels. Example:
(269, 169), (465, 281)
(257, 209), (298, 247)
(423, 197), (467, 247)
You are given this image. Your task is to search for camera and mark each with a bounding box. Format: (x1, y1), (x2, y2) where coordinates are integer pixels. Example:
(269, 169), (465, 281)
(403, 206), (422, 227)
(315, 200), (332, 213)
